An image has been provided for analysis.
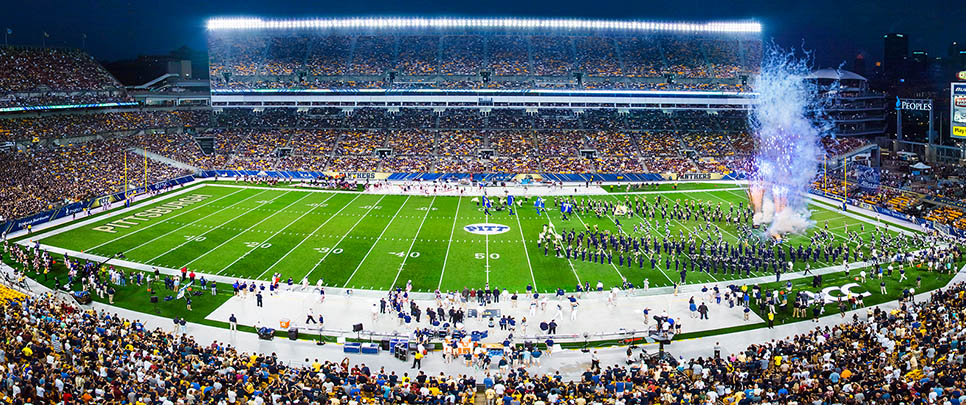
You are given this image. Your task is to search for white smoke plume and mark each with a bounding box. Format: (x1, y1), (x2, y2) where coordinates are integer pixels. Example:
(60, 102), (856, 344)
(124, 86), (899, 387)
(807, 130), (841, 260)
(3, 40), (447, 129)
(748, 44), (831, 237)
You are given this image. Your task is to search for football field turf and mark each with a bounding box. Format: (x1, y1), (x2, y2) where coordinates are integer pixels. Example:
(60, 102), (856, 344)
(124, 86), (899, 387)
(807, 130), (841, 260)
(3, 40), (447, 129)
(37, 182), (911, 293)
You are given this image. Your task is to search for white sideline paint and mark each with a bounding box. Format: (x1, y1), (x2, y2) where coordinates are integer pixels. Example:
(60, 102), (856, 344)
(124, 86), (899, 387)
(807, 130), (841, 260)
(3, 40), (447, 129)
(20, 179), (933, 299)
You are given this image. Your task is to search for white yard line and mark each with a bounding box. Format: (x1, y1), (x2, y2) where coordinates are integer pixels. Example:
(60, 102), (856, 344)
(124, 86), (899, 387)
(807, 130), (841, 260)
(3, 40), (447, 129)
(485, 229), (490, 284)
(197, 192), (312, 272)
(122, 190), (267, 255)
(437, 197), (462, 290)
(676, 193), (742, 247)
(572, 210), (626, 281)
(514, 209), (538, 290)
(542, 209), (582, 285)
(390, 196), (436, 289)
(303, 195), (388, 281)
(342, 195), (412, 287)
(257, 193), (365, 280)
(86, 188), (247, 252)
(146, 190), (288, 264)
(217, 193), (338, 275)
(596, 197), (681, 285)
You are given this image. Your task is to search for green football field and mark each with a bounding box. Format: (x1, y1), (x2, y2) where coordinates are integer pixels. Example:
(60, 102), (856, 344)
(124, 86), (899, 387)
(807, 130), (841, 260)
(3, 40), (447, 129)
(35, 182), (913, 293)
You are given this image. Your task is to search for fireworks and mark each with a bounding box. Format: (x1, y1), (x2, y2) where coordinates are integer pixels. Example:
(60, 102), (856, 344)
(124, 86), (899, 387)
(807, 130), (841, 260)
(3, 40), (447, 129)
(748, 45), (831, 237)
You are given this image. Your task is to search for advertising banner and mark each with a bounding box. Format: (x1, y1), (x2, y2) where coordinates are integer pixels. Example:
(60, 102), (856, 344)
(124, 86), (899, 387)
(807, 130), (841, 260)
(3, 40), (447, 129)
(953, 83), (966, 139)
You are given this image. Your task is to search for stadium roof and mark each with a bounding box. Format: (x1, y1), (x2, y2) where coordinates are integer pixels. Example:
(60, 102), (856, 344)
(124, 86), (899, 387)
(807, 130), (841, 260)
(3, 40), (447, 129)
(808, 68), (868, 82)
(206, 17), (761, 34)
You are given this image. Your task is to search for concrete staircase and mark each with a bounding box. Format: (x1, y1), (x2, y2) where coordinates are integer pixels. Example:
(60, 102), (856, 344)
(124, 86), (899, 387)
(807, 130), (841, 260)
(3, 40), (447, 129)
(130, 148), (200, 172)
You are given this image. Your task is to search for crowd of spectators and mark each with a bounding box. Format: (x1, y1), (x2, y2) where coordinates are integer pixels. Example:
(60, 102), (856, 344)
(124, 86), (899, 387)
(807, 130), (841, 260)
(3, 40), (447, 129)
(0, 109), (208, 142)
(0, 47), (127, 108)
(0, 133), (192, 221)
(4, 262), (966, 403)
(206, 30), (761, 90)
(822, 137), (869, 158)
(15, 105), (954, 225)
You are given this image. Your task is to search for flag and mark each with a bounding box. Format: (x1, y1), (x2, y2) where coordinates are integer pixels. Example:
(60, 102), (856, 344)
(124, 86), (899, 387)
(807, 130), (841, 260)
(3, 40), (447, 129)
(176, 280), (194, 300)
(43, 32), (49, 38)
(5, 28), (11, 35)
(561, 202), (573, 214)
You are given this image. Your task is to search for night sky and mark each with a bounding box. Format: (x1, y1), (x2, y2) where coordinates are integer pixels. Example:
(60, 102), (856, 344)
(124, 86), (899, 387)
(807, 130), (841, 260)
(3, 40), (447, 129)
(3, 0), (962, 67)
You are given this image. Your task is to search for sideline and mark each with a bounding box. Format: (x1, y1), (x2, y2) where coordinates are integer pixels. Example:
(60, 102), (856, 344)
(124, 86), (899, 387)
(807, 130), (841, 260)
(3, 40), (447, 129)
(5, 259), (961, 382)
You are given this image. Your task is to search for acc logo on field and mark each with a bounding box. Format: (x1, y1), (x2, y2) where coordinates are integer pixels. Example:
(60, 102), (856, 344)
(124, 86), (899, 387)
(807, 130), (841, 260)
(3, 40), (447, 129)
(464, 223), (511, 235)
(801, 283), (872, 304)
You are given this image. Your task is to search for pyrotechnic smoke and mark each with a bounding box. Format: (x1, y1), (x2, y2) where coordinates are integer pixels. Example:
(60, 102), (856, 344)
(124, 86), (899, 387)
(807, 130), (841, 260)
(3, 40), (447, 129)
(748, 44), (830, 237)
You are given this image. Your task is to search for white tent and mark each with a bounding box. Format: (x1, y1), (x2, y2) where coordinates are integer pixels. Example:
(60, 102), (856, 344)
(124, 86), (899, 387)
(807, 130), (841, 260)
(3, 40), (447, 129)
(910, 162), (931, 170)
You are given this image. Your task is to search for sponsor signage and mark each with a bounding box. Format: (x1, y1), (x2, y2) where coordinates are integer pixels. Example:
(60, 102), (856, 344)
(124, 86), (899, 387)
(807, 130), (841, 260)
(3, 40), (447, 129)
(953, 83), (966, 139)
(958, 71), (966, 81)
(464, 223), (511, 235)
(678, 173), (713, 180)
(897, 98), (932, 111)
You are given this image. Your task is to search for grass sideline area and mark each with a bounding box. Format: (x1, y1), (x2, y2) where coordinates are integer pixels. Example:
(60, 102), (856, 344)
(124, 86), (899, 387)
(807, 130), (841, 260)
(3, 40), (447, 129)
(4, 248), (959, 347)
(25, 183), (920, 293)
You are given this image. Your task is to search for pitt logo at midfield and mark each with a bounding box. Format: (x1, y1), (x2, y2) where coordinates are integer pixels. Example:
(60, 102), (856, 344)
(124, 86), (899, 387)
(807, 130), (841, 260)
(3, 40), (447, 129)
(463, 224), (510, 235)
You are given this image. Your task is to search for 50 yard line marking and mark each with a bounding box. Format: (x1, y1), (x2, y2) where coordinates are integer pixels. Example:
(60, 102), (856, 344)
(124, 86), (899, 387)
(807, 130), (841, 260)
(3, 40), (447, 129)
(217, 193), (337, 275)
(86, 188), (247, 252)
(256, 193), (364, 280)
(342, 195), (412, 287)
(303, 194), (387, 281)
(437, 197), (461, 289)
(390, 196), (436, 289)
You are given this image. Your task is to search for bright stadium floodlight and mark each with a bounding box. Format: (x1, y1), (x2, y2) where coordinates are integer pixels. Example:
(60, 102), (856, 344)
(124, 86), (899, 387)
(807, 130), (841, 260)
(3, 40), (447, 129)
(205, 17), (762, 33)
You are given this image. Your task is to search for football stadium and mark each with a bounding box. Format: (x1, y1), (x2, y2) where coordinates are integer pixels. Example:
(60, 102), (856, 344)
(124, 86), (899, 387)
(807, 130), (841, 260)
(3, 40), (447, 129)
(1, 11), (966, 404)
